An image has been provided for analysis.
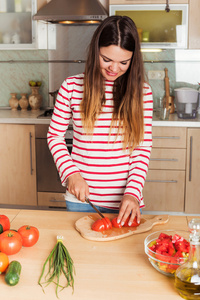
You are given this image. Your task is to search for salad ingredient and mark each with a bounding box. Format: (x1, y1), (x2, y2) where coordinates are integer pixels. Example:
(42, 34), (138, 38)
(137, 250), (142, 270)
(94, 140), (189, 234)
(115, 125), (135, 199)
(0, 230), (22, 255)
(18, 225), (39, 247)
(0, 215), (10, 233)
(0, 252), (9, 274)
(5, 261), (22, 286)
(112, 216), (140, 228)
(91, 217), (112, 232)
(38, 236), (75, 298)
(111, 217), (122, 228)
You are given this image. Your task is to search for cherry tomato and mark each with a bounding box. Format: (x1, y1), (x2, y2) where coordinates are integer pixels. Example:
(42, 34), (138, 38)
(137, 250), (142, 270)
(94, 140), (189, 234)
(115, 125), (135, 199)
(0, 252), (9, 274)
(92, 217), (112, 232)
(0, 215), (10, 233)
(124, 216), (140, 227)
(0, 230), (22, 255)
(18, 225), (39, 247)
(111, 217), (122, 228)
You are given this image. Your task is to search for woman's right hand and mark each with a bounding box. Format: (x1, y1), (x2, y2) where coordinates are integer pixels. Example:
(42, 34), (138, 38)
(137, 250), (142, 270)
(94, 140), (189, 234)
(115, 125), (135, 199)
(67, 173), (89, 202)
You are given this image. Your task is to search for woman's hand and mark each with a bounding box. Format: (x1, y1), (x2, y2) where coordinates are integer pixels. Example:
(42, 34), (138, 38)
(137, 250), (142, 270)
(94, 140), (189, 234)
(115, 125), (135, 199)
(117, 195), (141, 226)
(67, 173), (89, 202)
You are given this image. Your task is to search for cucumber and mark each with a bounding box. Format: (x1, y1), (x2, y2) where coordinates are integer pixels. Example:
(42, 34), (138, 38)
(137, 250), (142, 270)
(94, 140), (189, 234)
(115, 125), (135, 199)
(5, 261), (22, 286)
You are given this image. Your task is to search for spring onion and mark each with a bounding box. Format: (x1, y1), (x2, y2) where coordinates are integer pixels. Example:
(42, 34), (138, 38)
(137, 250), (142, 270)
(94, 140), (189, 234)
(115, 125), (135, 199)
(38, 235), (75, 298)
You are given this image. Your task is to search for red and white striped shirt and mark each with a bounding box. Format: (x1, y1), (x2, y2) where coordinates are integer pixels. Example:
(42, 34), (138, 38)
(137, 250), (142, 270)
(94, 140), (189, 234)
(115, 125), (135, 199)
(47, 73), (153, 209)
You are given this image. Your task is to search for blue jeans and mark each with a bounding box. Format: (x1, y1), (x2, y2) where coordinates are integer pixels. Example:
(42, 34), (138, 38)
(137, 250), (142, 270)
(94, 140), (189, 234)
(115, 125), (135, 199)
(66, 200), (142, 214)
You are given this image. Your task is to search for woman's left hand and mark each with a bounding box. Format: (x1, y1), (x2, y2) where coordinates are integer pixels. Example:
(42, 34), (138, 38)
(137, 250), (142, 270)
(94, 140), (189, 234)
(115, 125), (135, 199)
(117, 195), (141, 226)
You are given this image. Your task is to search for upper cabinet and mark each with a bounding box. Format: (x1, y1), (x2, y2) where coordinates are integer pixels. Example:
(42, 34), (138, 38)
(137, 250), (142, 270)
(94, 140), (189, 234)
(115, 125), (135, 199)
(109, 0), (200, 49)
(0, 0), (37, 49)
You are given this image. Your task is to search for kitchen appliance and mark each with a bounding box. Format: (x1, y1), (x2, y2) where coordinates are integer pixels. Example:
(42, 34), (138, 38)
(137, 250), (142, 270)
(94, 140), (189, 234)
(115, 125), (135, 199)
(33, 0), (108, 24)
(175, 87), (199, 119)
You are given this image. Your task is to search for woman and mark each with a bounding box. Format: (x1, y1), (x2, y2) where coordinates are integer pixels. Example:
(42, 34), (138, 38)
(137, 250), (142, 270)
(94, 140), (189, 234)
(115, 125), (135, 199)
(47, 15), (153, 226)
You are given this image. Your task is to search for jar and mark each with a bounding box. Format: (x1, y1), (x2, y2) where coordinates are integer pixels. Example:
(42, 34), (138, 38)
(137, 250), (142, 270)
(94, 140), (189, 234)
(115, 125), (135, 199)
(175, 218), (200, 299)
(28, 86), (42, 111)
(9, 93), (18, 110)
(19, 93), (28, 111)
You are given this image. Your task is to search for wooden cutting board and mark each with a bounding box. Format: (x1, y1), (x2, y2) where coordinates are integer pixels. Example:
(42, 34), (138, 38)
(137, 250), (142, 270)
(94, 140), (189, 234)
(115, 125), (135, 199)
(75, 214), (169, 242)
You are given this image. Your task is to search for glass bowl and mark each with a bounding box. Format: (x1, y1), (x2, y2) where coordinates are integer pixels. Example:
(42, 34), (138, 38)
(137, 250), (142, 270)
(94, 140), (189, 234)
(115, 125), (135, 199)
(144, 230), (190, 277)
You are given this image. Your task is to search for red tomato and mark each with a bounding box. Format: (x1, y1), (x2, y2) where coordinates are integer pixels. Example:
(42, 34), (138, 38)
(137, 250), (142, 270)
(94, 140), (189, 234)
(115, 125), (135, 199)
(124, 216), (140, 227)
(18, 225), (39, 247)
(111, 217), (122, 228)
(92, 217), (112, 232)
(0, 252), (9, 274)
(0, 215), (10, 233)
(0, 230), (22, 255)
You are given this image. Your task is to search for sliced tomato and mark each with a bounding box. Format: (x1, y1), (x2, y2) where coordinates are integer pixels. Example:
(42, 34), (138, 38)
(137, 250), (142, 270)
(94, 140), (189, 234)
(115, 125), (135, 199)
(92, 217), (112, 232)
(18, 225), (39, 247)
(124, 216), (140, 227)
(0, 215), (10, 233)
(111, 217), (122, 228)
(0, 230), (22, 255)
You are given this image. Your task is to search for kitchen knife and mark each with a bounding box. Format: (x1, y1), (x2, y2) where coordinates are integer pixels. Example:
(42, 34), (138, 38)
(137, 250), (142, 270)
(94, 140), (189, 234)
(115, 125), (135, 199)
(85, 197), (105, 219)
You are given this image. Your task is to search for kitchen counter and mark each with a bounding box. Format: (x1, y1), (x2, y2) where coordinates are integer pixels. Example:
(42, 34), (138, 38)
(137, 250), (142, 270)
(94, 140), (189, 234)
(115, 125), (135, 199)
(1, 108), (200, 127)
(0, 208), (193, 300)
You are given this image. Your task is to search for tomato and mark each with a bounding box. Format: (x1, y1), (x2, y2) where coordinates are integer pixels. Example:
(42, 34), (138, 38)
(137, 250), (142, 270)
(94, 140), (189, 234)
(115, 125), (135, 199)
(123, 216), (140, 227)
(18, 225), (39, 247)
(0, 252), (9, 274)
(0, 230), (22, 255)
(111, 217), (122, 228)
(0, 215), (10, 233)
(92, 217), (112, 232)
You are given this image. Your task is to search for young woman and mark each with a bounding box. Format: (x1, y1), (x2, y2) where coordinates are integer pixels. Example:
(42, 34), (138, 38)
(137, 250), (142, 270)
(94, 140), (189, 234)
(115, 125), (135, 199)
(47, 16), (153, 226)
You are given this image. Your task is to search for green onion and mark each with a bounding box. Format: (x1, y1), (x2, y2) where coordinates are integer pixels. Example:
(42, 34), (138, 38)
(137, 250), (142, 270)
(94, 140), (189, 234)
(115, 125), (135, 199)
(38, 235), (75, 298)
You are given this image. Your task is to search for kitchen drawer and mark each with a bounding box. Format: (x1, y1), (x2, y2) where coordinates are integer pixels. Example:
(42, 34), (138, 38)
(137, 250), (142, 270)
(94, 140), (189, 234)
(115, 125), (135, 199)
(143, 170), (185, 212)
(38, 192), (66, 208)
(152, 127), (186, 148)
(149, 148), (186, 170)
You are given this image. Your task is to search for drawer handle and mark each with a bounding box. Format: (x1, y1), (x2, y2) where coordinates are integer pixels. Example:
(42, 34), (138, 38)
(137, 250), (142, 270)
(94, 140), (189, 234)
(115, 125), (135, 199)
(29, 132), (33, 175)
(146, 180), (177, 183)
(50, 198), (66, 203)
(150, 158), (178, 162)
(189, 136), (193, 182)
(152, 136), (180, 139)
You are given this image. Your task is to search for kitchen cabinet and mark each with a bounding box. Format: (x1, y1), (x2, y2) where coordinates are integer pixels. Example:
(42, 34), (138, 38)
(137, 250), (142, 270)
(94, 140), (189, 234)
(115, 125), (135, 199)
(185, 128), (200, 213)
(0, 0), (37, 49)
(38, 192), (66, 208)
(188, 0), (200, 49)
(0, 124), (37, 206)
(143, 127), (186, 212)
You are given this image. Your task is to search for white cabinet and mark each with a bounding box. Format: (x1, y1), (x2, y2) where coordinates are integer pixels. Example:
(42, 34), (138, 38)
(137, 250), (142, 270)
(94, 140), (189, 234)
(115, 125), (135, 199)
(0, 0), (37, 49)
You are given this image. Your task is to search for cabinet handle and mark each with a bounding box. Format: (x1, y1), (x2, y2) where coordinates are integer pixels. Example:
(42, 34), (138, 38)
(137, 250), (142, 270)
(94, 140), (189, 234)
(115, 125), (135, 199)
(29, 132), (33, 175)
(146, 180), (177, 183)
(150, 158), (178, 162)
(50, 199), (66, 203)
(152, 136), (180, 139)
(189, 136), (193, 181)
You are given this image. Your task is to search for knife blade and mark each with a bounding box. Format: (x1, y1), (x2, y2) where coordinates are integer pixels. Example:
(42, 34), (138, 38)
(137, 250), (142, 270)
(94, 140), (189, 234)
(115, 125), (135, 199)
(85, 197), (105, 219)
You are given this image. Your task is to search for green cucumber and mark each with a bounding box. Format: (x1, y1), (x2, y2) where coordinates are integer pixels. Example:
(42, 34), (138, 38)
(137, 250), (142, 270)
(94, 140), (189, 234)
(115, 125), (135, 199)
(5, 261), (22, 286)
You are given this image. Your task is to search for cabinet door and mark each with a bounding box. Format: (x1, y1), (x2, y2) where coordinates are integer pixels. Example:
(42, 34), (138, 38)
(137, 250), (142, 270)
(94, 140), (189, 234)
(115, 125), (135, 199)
(188, 0), (200, 49)
(143, 170), (185, 212)
(109, 1), (188, 4)
(38, 192), (66, 209)
(185, 128), (200, 213)
(0, 124), (37, 206)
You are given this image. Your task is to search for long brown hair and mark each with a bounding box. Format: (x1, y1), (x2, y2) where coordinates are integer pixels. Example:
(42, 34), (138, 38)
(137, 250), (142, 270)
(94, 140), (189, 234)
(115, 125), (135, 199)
(80, 15), (145, 151)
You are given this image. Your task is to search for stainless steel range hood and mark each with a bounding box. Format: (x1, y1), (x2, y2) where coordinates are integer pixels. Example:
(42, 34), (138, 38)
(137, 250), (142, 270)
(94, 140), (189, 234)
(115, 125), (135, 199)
(33, 0), (108, 24)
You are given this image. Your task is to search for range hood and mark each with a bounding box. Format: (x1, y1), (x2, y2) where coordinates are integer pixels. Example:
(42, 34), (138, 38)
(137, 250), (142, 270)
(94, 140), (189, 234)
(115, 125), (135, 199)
(33, 0), (108, 24)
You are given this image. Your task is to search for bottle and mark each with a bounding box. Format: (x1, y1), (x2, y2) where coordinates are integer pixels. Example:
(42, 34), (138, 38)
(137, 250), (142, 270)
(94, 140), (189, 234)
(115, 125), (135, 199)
(175, 219), (200, 299)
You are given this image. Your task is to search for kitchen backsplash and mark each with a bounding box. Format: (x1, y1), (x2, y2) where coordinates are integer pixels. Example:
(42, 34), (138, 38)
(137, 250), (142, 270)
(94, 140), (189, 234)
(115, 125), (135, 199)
(0, 25), (199, 109)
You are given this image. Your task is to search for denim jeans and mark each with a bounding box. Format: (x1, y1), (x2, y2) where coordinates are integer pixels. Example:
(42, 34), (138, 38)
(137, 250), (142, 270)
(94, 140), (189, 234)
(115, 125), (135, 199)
(65, 200), (142, 214)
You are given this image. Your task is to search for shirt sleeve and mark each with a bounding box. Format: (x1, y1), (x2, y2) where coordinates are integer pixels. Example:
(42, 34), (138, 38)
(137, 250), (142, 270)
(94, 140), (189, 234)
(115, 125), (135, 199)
(124, 83), (153, 204)
(47, 79), (80, 186)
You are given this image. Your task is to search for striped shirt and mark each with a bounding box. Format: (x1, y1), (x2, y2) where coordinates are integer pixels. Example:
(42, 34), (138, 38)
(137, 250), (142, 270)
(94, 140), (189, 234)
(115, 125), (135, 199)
(47, 73), (153, 209)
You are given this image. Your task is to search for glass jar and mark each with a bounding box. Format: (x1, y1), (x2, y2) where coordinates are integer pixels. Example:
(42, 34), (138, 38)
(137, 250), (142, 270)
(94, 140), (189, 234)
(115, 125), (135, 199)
(175, 219), (200, 299)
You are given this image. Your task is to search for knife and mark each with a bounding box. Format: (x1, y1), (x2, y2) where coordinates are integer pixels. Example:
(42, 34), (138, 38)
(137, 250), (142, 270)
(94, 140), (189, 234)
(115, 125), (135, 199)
(85, 197), (105, 219)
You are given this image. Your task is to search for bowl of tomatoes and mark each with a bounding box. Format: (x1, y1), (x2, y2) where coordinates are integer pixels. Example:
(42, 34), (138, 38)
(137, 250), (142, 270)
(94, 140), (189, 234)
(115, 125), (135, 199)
(144, 230), (190, 277)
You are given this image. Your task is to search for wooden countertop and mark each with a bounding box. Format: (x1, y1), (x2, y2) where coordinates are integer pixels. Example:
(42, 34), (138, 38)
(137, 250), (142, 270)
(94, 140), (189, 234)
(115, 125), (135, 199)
(1, 109), (200, 127)
(0, 209), (192, 300)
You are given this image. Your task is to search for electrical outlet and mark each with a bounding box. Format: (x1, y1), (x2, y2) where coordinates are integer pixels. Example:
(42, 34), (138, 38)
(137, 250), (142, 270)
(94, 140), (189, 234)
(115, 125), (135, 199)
(148, 70), (165, 80)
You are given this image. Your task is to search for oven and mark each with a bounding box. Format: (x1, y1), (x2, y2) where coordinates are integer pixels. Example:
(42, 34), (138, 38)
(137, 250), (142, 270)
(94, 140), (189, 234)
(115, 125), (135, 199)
(35, 124), (73, 208)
